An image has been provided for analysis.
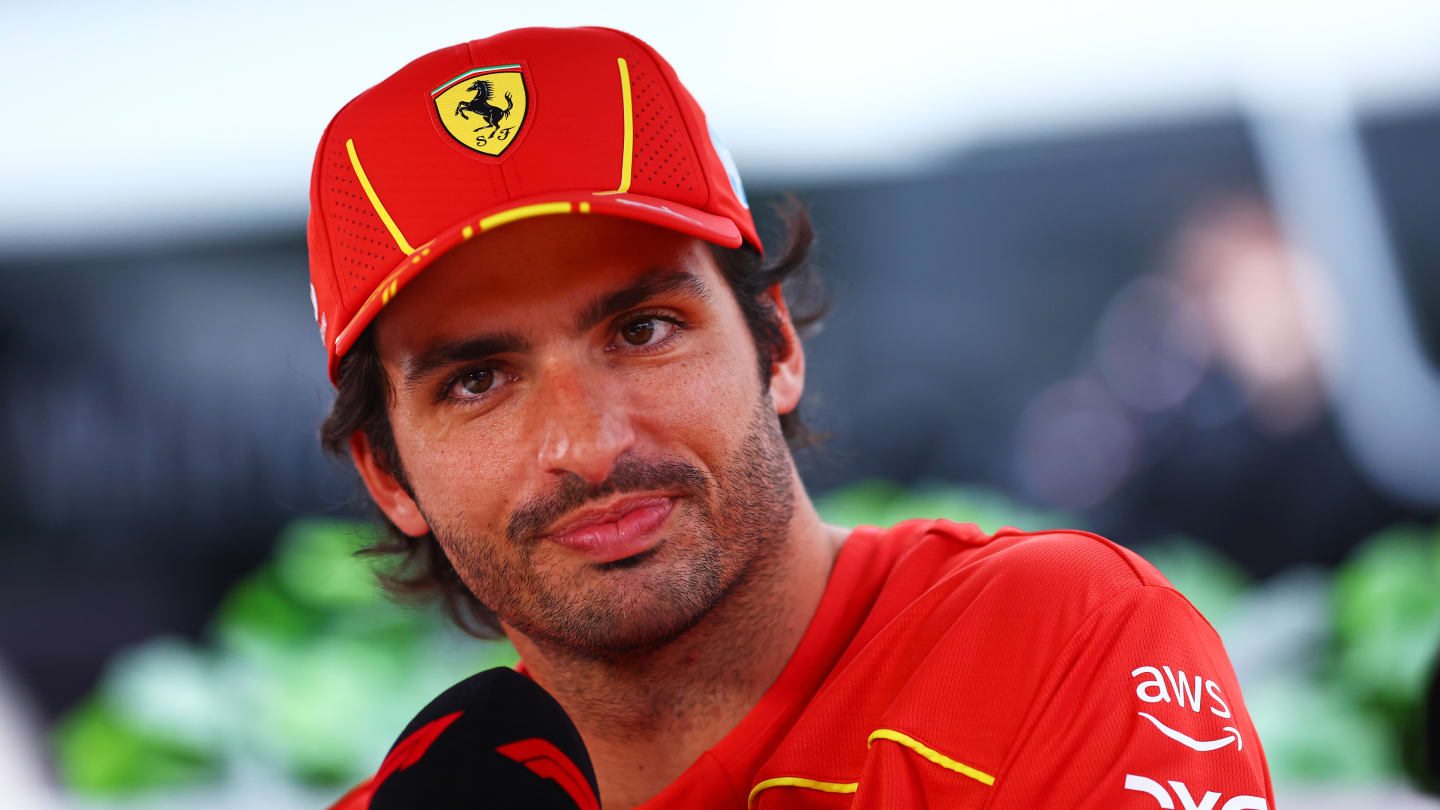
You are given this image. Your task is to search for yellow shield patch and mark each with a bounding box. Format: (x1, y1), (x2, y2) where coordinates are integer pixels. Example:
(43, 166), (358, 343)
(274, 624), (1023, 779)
(431, 66), (528, 157)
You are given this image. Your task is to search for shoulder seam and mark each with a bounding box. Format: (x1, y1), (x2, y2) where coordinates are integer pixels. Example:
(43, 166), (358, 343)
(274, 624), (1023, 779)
(993, 527), (1159, 588)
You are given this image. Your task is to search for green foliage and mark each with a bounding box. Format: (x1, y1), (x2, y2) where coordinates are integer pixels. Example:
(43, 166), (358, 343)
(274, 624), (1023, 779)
(817, 479), (1071, 535)
(1333, 523), (1440, 711)
(1242, 677), (1396, 782)
(215, 569), (327, 647)
(272, 519), (391, 611)
(53, 517), (517, 797)
(53, 695), (219, 795)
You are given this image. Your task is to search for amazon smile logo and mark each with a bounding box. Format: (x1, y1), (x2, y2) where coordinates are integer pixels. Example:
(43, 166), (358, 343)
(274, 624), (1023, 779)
(1137, 712), (1243, 752)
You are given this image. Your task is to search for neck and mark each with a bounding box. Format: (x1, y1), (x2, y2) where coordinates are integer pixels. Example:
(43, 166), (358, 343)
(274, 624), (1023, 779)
(506, 478), (846, 810)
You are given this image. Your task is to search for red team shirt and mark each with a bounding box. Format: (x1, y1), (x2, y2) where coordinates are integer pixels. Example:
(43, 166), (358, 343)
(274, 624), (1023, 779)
(336, 519), (1274, 808)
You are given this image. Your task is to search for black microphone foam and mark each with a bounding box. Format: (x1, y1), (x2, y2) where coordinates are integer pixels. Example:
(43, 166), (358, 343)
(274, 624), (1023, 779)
(367, 666), (599, 810)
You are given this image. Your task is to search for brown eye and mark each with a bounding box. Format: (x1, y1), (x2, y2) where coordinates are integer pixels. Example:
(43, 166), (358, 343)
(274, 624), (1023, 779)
(621, 319), (656, 346)
(455, 368), (495, 397)
(610, 316), (679, 352)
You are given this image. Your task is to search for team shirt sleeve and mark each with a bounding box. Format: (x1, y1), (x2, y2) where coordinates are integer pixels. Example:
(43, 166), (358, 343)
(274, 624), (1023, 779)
(807, 534), (1275, 810)
(985, 584), (1274, 810)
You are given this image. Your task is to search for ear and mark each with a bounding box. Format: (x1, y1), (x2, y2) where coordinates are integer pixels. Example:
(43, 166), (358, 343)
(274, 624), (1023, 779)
(764, 283), (805, 416)
(349, 431), (431, 537)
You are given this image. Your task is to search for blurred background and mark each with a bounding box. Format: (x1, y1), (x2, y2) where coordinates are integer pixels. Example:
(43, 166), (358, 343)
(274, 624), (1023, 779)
(3, 0), (1439, 807)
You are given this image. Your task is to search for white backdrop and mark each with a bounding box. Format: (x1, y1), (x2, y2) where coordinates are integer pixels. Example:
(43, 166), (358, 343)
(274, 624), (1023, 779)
(3, 0), (1440, 252)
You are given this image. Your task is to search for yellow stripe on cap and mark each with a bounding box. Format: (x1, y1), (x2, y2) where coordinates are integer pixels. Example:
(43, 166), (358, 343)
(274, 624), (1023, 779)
(747, 776), (858, 806)
(345, 138), (417, 255)
(867, 728), (995, 786)
(594, 57), (634, 196)
(479, 202), (573, 231)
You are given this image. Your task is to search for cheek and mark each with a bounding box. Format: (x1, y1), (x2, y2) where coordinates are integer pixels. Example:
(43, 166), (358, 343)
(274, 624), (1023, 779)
(391, 407), (521, 526)
(626, 340), (761, 449)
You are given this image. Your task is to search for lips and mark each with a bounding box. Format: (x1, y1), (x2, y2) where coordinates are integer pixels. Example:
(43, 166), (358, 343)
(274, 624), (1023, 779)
(539, 496), (675, 564)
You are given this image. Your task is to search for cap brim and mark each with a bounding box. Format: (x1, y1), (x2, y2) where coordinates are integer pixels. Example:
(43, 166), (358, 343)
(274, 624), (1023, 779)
(327, 190), (743, 383)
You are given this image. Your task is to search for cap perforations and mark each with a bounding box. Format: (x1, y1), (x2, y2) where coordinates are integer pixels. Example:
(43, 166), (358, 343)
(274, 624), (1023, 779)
(322, 137), (405, 309)
(626, 55), (701, 201)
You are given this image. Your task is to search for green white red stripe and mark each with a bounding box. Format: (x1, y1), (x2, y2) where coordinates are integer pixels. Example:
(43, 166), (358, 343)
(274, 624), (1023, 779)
(431, 64), (521, 96)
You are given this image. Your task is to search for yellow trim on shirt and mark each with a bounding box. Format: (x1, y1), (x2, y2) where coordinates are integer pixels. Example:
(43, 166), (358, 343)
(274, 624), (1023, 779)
(747, 776), (858, 806)
(746, 729), (993, 805)
(867, 728), (996, 786)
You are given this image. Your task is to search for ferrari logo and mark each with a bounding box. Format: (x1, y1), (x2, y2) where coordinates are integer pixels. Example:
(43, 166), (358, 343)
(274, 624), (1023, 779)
(432, 65), (528, 157)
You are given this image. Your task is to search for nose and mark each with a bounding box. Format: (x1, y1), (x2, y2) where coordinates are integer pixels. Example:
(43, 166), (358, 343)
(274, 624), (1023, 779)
(532, 359), (635, 484)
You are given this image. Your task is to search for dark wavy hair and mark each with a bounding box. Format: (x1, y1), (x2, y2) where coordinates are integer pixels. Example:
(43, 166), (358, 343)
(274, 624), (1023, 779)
(319, 200), (827, 638)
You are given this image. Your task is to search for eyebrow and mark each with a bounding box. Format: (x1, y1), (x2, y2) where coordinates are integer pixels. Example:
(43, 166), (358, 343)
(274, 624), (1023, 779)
(400, 331), (532, 392)
(573, 269), (712, 333)
(399, 269), (712, 392)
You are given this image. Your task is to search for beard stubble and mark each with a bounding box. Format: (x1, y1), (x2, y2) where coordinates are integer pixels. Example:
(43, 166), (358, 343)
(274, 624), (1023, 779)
(427, 397), (797, 660)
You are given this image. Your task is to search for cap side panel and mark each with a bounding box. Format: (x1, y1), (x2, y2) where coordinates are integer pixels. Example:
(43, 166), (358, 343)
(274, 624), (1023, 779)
(322, 133), (408, 313)
(614, 43), (705, 209)
(623, 31), (714, 211)
(307, 122), (341, 354)
(345, 138), (417, 254)
(605, 27), (761, 252)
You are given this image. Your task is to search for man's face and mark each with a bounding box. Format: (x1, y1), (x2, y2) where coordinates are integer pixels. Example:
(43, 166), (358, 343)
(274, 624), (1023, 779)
(365, 215), (799, 658)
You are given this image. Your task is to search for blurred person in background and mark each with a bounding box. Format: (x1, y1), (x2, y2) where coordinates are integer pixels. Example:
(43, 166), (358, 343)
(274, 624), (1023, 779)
(308, 26), (1274, 809)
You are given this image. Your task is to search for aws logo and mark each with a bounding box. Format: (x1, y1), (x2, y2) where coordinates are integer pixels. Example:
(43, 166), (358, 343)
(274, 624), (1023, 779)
(1131, 665), (1242, 752)
(431, 65), (529, 157)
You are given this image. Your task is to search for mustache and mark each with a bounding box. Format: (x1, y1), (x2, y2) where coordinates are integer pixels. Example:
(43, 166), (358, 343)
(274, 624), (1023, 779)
(506, 456), (709, 545)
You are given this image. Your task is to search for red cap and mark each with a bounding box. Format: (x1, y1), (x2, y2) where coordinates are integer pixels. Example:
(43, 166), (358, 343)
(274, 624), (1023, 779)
(306, 26), (759, 383)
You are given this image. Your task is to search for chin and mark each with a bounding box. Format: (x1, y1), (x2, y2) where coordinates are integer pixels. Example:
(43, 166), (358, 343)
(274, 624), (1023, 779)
(524, 544), (738, 658)
(512, 600), (710, 661)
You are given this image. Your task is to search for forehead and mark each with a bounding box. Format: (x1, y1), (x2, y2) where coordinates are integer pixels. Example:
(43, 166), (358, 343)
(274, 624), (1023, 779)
(372, 214), (721, 346)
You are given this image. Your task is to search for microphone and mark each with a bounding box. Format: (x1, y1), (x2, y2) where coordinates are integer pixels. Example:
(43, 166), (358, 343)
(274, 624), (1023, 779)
(364, 667), (600, 810)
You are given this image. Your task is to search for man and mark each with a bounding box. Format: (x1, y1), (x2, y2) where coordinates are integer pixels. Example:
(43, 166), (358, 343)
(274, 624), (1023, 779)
(309, 26), (1274, 809)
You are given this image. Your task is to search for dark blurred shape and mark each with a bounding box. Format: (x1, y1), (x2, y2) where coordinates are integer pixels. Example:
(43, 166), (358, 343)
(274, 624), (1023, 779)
(1427, 640), (1440, 794)
(1014, 376), (1140, 510)
(0, 237), (351, 719)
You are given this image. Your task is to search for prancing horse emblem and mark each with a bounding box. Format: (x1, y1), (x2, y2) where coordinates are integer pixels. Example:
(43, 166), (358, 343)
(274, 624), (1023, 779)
(431, 66), (529, 157)
(455, 80), (514, 138)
